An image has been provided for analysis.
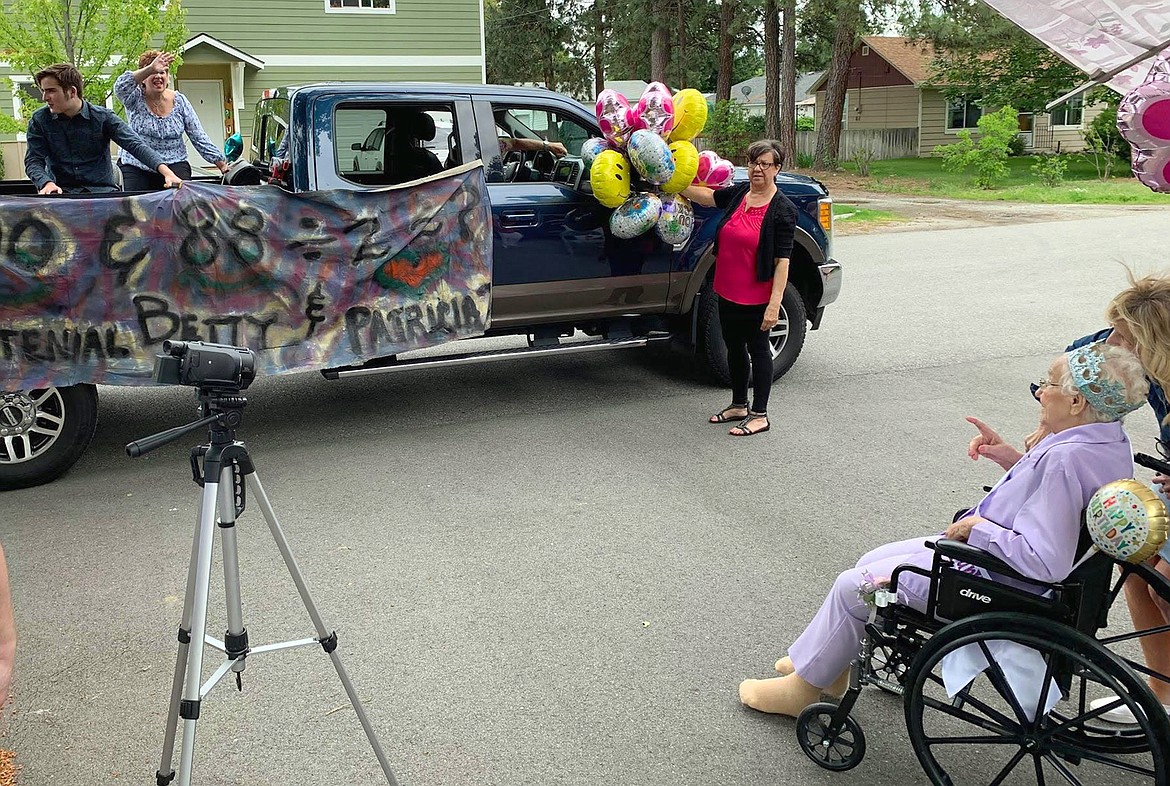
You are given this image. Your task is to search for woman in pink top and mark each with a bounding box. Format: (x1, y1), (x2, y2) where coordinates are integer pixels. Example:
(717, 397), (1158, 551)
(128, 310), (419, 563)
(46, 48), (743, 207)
(685, 140), (798, 437)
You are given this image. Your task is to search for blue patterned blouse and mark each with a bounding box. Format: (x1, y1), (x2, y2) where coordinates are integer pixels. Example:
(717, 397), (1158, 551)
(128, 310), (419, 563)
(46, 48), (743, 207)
(114, 71), (226, 171)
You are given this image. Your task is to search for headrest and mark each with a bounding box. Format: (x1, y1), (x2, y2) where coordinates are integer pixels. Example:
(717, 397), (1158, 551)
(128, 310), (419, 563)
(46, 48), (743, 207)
(407, 112), (436, 141)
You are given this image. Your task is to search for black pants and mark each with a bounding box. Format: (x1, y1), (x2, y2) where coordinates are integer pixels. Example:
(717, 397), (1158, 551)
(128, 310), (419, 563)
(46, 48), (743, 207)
(719, 296), (774, 413)
(119, 160), (192, 192)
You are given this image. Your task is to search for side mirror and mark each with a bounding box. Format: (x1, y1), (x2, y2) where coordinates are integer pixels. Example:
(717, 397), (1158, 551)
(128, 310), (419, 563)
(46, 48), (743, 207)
(351, 142), (363, 151)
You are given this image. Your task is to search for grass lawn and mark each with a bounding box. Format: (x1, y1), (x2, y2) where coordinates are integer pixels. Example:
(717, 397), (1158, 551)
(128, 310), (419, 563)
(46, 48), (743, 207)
(832, 203), (904, 223)
(839, 156), (1170, 205)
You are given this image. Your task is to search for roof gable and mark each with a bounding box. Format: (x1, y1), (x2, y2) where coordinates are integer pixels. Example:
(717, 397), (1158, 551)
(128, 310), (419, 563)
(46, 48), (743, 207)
(810, 36), (937, 92)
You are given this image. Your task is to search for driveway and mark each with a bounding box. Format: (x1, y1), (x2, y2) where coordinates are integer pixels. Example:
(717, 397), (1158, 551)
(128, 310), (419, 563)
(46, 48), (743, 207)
(0, 211), (1166, 785)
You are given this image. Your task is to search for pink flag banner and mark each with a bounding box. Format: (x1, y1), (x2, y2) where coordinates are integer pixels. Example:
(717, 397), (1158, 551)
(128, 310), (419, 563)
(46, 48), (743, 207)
(979, 1), (1170, 95)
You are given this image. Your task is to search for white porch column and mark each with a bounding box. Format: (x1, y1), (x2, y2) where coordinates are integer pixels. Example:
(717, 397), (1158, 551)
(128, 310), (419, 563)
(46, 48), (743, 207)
(231, 61), (245, 139)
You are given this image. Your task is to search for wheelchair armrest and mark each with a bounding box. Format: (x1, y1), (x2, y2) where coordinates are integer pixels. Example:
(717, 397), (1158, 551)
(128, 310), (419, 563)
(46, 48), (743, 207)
(928, 538), (1042, 587)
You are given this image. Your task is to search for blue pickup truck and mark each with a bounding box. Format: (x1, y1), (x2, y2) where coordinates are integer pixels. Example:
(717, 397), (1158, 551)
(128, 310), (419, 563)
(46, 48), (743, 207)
(241, 83), (841, 384)
(0, 82), (840, 490)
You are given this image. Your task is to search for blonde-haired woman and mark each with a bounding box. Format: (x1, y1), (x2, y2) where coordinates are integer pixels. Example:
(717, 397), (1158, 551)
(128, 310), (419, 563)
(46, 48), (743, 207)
(969, 271), (1170, 721)
(113, 50), (228, 191)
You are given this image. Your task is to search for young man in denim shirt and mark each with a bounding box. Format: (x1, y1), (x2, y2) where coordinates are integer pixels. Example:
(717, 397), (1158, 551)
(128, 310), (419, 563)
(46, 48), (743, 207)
(23, 63), (183, 194)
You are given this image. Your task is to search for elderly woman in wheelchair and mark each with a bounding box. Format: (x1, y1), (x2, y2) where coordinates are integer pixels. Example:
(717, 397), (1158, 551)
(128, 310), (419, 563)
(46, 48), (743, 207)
(739, 341), (1170, 781)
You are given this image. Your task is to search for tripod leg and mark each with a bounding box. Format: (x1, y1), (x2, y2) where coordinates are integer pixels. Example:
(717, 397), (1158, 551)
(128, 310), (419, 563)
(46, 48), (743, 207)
(156, 495), (205, 786)
(245, 470), (400, 786)
(174, 472), (224, 786)
(217, 463), (249, 686)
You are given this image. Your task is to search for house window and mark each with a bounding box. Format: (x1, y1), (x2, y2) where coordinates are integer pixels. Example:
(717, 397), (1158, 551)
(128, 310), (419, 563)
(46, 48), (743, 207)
(861, 45), (870, 56)
(1050, 96), (1084, 127)
(326, 0), (395, 12)
(946, 97), (983, 130)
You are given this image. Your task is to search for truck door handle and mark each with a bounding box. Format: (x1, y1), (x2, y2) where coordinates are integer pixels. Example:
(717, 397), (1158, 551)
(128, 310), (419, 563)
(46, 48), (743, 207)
(499, 210), (538, 228)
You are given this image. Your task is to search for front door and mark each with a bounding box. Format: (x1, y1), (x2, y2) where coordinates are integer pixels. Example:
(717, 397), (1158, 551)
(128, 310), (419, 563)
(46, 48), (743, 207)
(178, 79), (226, 169)
(1017, 112), (1035, 151)
(476, 98), (674, 330)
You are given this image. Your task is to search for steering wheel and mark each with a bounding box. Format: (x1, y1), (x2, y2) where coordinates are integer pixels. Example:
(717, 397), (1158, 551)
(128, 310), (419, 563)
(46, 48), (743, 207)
(530, 149), (557, 176)
(503, 148), (526, 182)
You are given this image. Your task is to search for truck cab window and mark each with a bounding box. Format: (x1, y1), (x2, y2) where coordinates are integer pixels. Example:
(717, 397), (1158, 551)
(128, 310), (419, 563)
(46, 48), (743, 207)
(334, 103), (455, 187)
(488, 105), (592, 184)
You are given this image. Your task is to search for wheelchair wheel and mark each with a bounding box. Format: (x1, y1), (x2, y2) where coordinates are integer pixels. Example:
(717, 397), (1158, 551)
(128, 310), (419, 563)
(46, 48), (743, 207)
(903, 613), (1170, 785)
(796, 702), (866, 771)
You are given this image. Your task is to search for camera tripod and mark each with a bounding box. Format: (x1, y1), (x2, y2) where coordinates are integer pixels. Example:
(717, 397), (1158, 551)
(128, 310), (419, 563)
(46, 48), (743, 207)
(128, 388), (398, 786)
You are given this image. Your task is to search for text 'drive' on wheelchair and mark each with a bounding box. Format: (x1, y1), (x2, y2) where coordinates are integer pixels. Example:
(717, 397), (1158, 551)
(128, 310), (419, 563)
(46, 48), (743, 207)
(796, 455), (1170, 786)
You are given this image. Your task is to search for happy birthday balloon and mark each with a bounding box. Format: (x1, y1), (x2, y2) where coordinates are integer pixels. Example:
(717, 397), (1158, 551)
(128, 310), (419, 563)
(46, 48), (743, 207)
(634, 82), (675, 138)
(610, 192), (662, 239)
(693, 150), (735, 189)
(596, 89), (634, 148)
(1086, 479), (1169, 563)
(589, 149), (632, 209)
(668, 89), (708, 142)
(1118, 52), (1170, 193)
(661, 140), (699, 194)
(627, 129), (675, 185)
(580, 137), (611, 168)
(655, 194), (694, 245)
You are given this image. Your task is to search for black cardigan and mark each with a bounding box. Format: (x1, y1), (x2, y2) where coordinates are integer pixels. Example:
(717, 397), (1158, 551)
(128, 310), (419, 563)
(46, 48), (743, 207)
(711, 183), (798, 283)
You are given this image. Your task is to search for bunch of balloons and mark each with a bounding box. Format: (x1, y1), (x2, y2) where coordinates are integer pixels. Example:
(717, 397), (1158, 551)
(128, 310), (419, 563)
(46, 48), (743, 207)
(1118, 51), (1170, 193)
(583, 82), (735, 244)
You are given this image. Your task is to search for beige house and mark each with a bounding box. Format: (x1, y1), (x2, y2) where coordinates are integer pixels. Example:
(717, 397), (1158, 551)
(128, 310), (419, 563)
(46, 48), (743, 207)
(812, 36), (1103, 156)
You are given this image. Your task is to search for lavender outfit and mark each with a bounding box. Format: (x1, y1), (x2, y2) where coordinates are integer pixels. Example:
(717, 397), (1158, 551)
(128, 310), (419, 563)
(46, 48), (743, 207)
(787, 421), (1134, 689)
(113, 71), (226, 171)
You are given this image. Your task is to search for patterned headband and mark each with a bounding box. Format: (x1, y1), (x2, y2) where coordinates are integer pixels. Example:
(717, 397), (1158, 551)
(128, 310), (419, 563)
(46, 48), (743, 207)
(1066, 341), (1144, 421)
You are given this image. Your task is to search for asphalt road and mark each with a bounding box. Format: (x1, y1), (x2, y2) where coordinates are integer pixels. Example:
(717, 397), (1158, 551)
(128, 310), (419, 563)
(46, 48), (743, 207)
(3, 209), (1169, 785)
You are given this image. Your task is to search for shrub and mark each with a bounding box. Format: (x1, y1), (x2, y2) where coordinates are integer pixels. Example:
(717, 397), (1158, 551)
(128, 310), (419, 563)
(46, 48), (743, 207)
(797, 116), (815, 131)
(1007, 133), (1026, 157)
(1082, 103), (1130, 180)
(936, 106), (1018, 189)
(795, 151), (815, 169)
(850, 147), (876, 177)
(703, 100), (754, 163)
(1030, 153), (1067, 187)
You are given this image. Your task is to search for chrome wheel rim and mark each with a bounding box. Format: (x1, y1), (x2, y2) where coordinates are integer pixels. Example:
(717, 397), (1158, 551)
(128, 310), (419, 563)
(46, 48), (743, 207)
(768, 307), (791, 360)
(0, 388), (67, 464)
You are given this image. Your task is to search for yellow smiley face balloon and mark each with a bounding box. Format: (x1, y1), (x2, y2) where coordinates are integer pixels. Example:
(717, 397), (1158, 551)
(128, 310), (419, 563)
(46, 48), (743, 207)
(668, 89), (709, 143)
(589, 149), (632, 209)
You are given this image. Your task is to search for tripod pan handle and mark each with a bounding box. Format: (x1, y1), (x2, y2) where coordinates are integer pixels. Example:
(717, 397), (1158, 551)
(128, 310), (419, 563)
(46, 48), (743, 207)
(126, 413), (223, 457)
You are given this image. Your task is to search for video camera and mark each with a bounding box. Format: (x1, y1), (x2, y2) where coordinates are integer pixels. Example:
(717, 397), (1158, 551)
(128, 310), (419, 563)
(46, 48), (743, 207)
(153, 340), (256, 392)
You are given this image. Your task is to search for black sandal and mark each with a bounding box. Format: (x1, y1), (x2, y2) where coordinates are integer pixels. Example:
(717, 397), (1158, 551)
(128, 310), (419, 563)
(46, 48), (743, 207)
(730, 412), (770, 436)
(709, 404), (749, 424)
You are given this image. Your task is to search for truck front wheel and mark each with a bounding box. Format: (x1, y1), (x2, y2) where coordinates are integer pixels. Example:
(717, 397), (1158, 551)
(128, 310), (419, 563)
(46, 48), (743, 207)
(694, 283), (808, 386)
(0, 384), (98, 491)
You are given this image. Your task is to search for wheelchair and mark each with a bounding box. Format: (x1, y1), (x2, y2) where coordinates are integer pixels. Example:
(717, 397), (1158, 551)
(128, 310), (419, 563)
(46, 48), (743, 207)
(796, 455), (1170, 785)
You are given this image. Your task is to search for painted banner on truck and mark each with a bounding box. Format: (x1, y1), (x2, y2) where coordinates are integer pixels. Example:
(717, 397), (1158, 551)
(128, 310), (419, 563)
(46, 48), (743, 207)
(0, 164), (492, 390)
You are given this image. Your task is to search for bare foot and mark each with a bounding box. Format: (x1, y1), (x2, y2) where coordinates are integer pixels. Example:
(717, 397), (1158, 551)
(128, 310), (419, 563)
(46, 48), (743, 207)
(710, 405), (748, 424)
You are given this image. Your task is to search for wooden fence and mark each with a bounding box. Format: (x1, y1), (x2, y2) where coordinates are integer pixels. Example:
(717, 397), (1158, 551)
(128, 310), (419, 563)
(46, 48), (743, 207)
(795, 127), (919, 162)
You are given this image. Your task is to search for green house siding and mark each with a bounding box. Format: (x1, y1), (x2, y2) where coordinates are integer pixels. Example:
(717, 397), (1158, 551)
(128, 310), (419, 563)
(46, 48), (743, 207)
(182, 0), (483, 57)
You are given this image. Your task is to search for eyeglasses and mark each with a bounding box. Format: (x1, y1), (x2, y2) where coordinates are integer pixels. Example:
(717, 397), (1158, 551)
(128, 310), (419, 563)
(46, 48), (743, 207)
(749, 160), (779, 170)
(1031, 378), (1058, 401)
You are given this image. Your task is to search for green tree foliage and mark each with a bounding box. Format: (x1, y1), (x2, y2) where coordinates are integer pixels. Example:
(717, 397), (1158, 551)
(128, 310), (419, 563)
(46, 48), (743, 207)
(900, 0), (1083, 113)
(485, 0), (589, 95)
(1080, 90), (1129, 179)
(0, 0), (187, 132)
(936, 105), (1017, 188)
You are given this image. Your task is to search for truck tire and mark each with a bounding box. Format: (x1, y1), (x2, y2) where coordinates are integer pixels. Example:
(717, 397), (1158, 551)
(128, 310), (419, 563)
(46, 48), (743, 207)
(0, 384), (98, 491)
(694, 282), (807, 386)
